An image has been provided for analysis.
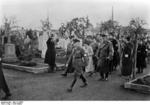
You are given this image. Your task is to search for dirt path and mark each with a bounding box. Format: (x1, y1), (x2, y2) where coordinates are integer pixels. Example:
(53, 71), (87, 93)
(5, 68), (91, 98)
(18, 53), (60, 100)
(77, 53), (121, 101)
(1, 65), (150, 100)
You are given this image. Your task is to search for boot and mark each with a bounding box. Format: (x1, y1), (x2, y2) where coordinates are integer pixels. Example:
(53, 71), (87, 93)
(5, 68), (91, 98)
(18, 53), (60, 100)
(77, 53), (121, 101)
(80, 82), (88, 88)
(98, 78), (105, 81)
(104, 78), (108, 81)
(61, 73), (67, 77)
(67, 88), (72, 92)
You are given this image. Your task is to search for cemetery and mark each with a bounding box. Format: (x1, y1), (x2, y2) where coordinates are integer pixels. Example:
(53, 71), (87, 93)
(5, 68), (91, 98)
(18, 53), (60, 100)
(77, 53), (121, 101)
(0, 17), (67, 74)
(0, 1), (150, 99)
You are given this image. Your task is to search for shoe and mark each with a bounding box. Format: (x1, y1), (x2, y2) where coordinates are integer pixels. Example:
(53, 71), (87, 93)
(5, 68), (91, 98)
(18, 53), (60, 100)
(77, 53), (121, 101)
(67, 88), (72, 92)
(2, 93), (12, 100)
(80, 83), (88, 88)
(104, 78), (108, 81)
(48, 70), (55, 73)
(98, 78), (104, 81)
(61, 73), (67, 77)
(52, 71), (56, 73)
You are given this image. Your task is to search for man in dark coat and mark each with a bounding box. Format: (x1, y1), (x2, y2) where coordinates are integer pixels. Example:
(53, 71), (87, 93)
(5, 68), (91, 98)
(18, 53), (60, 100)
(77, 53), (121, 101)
(121, 37), (133, 77)
(136, 40), (147, 73)
(96, 34), (114, 81)
(110, 38), (120, 72)
(44, 36), (56, 73)
(0, 47), (11, 100)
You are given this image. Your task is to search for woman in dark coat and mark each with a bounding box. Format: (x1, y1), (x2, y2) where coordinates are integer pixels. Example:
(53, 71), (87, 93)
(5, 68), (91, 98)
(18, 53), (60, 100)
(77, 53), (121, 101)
(44, 37), (56, 73)
(111, 38), (120, 71)
(121, 38), (133, 77)
(136, 41), (147, 73)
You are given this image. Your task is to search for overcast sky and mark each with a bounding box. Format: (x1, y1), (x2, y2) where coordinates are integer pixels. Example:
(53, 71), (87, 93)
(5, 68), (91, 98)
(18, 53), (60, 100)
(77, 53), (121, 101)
(0, 0), (150, 29)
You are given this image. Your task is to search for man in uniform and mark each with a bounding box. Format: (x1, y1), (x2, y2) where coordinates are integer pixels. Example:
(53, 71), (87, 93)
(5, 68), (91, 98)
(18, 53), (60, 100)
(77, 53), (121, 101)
(96, 34), (114, 81)
(0, 46), (11, 100)
(66, 39), (87, 92)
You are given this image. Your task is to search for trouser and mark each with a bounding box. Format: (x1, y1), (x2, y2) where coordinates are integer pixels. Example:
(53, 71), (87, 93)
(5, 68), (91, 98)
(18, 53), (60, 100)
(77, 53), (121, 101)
(109, 60), (113, 73)
(0, 75), (10, 95)
(137, 67), (144, 73)
(93, 56), (97, 72)
(48, 64), (55, 72)
(100, 71), (109, 79)
(70, 73), (87, 89)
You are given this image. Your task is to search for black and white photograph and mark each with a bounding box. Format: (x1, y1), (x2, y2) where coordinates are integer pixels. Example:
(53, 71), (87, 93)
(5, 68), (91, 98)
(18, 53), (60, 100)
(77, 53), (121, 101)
(0, 0), (150, 101)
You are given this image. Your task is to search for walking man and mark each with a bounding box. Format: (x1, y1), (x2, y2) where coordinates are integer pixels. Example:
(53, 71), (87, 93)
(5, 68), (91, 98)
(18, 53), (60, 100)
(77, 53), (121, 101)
(96, 34), (114, 81)
(67, 39), (87, 92)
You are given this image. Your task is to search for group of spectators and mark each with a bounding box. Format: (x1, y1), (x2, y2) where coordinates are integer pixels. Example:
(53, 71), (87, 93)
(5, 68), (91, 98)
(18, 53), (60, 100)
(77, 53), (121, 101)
(60, 34), (148, 92)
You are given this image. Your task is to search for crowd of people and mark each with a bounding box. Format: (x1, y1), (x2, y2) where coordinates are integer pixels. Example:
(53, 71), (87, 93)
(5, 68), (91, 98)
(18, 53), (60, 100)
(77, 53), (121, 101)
(42, 32), (149, 92)
(0, 33), (149, 99)
(58, 34), (148, 92)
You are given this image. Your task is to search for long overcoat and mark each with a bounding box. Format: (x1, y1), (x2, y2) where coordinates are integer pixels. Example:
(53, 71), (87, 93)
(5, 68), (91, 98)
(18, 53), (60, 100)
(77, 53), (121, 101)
(136, 43), (147, 68)
(44, 38), (56, 66)
(121, 42), (133, 76)
(97, 41), (114, 73)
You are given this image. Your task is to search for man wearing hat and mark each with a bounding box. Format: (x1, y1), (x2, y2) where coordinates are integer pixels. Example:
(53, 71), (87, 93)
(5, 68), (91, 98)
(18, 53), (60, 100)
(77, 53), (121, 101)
(66, 39), (88, 92)
(96, 34), (114, 81)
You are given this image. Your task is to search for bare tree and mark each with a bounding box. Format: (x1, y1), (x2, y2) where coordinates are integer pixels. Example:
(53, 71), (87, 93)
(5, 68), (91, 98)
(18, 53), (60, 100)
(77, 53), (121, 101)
(128, 18), (146, 79)
(41, 17), (52, 31)
(59, 16), (92, 39)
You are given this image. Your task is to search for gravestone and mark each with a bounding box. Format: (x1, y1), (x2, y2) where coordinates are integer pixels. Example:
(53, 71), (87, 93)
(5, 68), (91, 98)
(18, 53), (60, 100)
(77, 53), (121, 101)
(3, 43), (18, 62)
